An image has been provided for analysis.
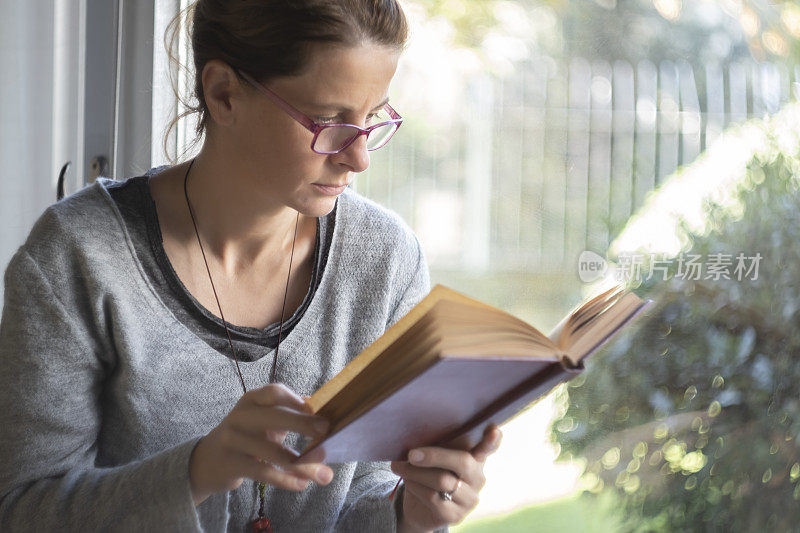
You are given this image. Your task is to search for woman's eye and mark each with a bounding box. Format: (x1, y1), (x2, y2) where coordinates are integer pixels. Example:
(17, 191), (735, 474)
(317, 113), (378, 125)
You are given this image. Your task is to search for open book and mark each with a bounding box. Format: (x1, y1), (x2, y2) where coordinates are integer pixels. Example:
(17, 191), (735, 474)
(299, 284), (650, 463)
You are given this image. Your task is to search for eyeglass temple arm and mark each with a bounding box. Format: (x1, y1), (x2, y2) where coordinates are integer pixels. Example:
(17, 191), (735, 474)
(384, 103), (401, 121)
(239, 69), (401, 130)
(237, 70), (318, 132)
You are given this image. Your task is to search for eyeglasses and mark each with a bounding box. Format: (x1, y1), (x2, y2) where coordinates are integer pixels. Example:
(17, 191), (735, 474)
(237, 70), (403, 155)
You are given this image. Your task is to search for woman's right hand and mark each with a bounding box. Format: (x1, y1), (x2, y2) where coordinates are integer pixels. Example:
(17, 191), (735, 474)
(189, 383), (333, 505)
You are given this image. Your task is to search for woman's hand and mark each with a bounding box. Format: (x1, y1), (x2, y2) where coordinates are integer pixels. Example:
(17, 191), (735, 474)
(189, 384), (333, 506)
(390, 425), (503, 533)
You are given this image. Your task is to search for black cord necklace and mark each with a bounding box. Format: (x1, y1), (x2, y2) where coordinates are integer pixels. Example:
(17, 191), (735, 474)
(183, 158), (300, 533)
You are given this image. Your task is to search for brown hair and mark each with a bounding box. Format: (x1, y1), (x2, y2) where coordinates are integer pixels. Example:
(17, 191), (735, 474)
(163, 0), (409, 163)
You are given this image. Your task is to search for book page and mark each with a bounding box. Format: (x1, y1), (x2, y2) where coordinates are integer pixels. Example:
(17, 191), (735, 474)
(565, 292), (650, 363)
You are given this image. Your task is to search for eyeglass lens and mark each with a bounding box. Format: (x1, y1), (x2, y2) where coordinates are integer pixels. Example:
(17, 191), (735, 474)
(314, 122), (399, 153)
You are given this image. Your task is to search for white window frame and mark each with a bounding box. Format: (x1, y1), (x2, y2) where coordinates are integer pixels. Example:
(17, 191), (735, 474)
(70, 0), (176, 187)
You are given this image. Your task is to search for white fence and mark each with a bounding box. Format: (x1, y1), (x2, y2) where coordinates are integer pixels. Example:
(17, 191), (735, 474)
(356, 57), (800, 272)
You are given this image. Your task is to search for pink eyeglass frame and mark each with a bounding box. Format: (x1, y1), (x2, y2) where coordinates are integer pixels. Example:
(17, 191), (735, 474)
(237, 70), (403, 154)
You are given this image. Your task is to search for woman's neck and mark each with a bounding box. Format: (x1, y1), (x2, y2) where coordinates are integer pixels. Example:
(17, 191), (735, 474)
(151, 149), (313, 277)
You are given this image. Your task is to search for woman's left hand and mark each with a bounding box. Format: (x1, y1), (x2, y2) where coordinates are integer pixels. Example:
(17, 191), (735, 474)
(390, 425), (503, 533)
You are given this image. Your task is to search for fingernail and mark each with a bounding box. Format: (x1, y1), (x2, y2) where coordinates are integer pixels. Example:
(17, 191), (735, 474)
(409, 450), (424, 464)
(317, 467), (333, 484)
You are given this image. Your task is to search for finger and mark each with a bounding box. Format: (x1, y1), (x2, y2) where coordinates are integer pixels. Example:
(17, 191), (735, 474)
(406, 447), (483, 489)
(228, 436), (333, 485)
(244, 383), (307, 409)
(291, 442), (326, 466)
(222, 430), (302, 467)
(229, 413), (289, 444)
(399, 479), (438, 516)
(302, 396), (316, 415)
(228, 435), (333, 485)
(225, 431), (333, 485)
(231, 404), (329, 440)
(403, 479), (474, 524)
(232, 454), (315, 491)
(391, 462), (465, 495)
(471, 425), (503, 463)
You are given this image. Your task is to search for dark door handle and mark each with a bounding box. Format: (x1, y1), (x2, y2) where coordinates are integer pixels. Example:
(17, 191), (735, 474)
(57, 155), (108, 200)
(57, 161), (71, 201)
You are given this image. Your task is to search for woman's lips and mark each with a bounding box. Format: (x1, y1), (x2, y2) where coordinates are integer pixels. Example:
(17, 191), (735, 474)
(313, 183), (348, 195)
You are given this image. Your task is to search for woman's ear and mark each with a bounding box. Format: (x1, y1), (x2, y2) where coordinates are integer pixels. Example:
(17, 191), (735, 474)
(201, 60), (248, 128)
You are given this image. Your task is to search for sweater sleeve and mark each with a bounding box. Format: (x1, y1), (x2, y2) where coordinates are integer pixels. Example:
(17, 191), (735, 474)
(335, 460), (401, 532)
(0, 249), (227, 532)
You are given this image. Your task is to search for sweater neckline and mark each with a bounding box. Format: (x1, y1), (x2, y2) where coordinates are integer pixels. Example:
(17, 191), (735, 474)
(91, 174), (345, 362)
(136, 169), (329, 339)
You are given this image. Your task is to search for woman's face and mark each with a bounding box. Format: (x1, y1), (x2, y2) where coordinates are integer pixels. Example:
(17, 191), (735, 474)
(227, 43), (401, 217)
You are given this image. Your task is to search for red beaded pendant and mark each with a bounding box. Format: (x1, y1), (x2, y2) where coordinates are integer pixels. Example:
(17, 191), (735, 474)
(252, 517), (273, 533)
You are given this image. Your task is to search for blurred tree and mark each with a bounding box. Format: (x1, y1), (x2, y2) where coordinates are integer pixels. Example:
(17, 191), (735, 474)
(555, 0), (753, 65)
(408, 0), (501, 49)
(725, 0), (800, 62)
(559, 0), (800, 64)
(408, 0), (800, 64)
(551, 104), (800, 531)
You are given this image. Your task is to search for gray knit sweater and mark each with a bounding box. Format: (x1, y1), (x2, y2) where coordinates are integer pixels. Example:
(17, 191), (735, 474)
(0, 177), (430, 532)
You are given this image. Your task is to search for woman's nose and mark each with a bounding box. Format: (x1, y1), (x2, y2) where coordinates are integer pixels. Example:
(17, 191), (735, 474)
(335, 134), (370, 173)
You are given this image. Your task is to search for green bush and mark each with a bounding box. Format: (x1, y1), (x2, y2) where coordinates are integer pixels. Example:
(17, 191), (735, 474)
(552, 104), (800, 532)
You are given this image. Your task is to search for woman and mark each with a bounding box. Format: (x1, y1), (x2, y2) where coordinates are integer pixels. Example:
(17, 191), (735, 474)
(0, 1), (501, 531)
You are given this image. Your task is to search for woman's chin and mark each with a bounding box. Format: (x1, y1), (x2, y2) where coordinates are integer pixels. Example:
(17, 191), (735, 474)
(296, 196), (339, 218)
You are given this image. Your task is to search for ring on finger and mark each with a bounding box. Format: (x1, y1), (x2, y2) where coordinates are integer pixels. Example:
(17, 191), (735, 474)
(438, 477), (462, 502)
